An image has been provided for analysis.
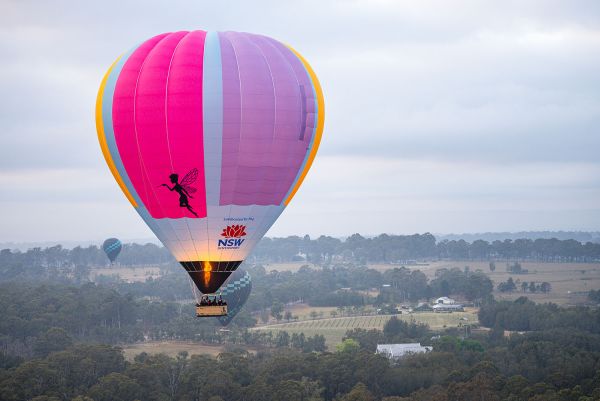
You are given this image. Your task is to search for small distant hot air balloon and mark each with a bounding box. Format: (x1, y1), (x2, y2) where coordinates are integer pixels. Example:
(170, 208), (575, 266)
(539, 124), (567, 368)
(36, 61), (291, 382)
(216, 269), (252, 326)
(102, 238), (122, 263)
(96, 30), (324, 315)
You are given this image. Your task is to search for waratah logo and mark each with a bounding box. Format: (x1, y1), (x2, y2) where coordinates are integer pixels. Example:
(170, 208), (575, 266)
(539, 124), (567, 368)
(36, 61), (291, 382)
(218, 225), (247, 248)
(221, 225), (247, 238)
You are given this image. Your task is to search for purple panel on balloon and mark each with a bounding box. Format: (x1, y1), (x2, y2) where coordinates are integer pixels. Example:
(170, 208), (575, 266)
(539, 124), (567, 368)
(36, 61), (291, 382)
(218, 32), (314, 206)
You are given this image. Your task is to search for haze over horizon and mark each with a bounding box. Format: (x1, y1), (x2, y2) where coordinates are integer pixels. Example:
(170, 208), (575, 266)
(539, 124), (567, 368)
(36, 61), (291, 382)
(2, 230), (599, 253)
(1, 0), (599, 242)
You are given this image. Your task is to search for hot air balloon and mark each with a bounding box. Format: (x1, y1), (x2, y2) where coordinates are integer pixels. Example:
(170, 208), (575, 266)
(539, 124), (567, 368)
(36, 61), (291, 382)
(96, 30), (324, 315)
(102, 238), (122, 263)
(215, 269), (252, 326)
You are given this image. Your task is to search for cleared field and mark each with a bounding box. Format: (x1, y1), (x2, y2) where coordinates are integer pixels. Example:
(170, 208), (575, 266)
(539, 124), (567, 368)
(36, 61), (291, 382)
(369, 261), (600, 305)
(121, 341), (225, 360)
(255, 304), (342, 325)
(260, 261), (600, 305)
(252, 308), (478, 347)
(262, 262), (319, 272)
(286, 304), (340, 320)
(89, 266), (163, 283)
(487, 262), (600, 305)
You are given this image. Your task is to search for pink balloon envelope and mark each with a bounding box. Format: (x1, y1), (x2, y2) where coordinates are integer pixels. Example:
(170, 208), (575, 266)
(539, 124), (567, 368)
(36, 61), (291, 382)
(96, 30), (324, 293)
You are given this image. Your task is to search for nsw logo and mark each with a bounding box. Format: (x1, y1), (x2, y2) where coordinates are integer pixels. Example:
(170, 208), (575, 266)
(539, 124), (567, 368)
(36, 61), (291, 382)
(218, 225), (247, 249)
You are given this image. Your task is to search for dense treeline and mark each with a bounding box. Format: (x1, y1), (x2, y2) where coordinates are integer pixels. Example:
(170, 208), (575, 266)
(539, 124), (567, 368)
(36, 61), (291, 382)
(0, 249), (495, 328)
(479, 296), (600, 333)
(0, 282), (264, 362)
(159, 263), (492, 311)
(0, 282), (338, 366)
(1, 271), (600, 399)
(2, 234), (599, 277)
(254, 233), (600, 263)
(341, 317), (600, 398)
(438, 230), (600, 243)
(0, 263), (495, 366)
(0, 283), (187, 357)
(95, 262), (494, 312)
(398, 330), (600, 400)
(245, 265), (493, 313)
(2, 325), (600, 400)
(93, 262), (494, 313)
(0, 243), (173, 273)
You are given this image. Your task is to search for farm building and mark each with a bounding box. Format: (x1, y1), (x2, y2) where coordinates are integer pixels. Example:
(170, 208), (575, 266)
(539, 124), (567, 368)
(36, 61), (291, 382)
(433, 303), (464, 312)
(376, 343), (432, 359)
(435, 296), (456, 305)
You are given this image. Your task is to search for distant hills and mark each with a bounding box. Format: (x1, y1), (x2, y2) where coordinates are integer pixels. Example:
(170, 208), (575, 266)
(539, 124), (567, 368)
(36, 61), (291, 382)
(435, 231), (600, 244)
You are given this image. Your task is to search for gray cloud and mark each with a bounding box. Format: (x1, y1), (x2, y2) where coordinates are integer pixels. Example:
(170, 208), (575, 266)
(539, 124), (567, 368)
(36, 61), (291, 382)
(0, 0), (599, 241)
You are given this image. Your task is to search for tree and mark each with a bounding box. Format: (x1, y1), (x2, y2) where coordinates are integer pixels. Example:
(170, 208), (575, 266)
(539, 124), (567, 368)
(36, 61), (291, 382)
(498, 277), (517, 292)
(291, 333), (305, 349)
(589, 290), (600, 302)
(440, 280), (450, 296)
(506, 277), (516, 291)
(284, 311), (293, 322)
(276, 331), (290, 347)
(540, 282), (551, 293)
(507, 262), (527, 274)
(33, 328), (73, 358)
(88, 372), (142, 401)
(270, 378), (324, 401)
(529, 282), (537, 293)
(336, 338), (360, 353)
(306, 334), (327, 352)
(383, 316), (404, 338)
(521, 282), (528, 293)
(165, 351), (189, 400)
(465, 272), (494, 300)
(489, 320), (505, 344)
(343, 328), (385, 352)
(271, 301), (284, 321)
(489, 261), (496, 272)
(260, 309), (270, 323)
(341, 382), (375, 401)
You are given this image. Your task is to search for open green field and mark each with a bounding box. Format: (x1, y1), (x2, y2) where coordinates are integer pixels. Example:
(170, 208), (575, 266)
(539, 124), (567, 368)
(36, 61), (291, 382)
(252, 309), (478, 348)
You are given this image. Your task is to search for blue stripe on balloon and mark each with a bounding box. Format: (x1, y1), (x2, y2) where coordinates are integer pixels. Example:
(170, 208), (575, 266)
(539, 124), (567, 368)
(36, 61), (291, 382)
(102, 47), (143, 207)
(202, 31), (224, 207)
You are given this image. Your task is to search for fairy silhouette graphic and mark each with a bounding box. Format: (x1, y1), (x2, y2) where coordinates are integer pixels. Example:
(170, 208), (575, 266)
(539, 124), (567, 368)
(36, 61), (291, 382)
(160, 168), (199, 217)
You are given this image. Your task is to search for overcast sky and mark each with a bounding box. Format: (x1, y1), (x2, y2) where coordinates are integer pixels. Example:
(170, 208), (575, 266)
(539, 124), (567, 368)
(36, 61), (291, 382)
(1, 0), (599, 243)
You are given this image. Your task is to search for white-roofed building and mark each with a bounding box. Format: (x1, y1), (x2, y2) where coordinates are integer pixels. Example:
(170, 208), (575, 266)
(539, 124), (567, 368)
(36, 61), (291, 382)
(376, 343), (432, 360)
(433, 303), (464, 312)
(435, 296), (455, 305)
